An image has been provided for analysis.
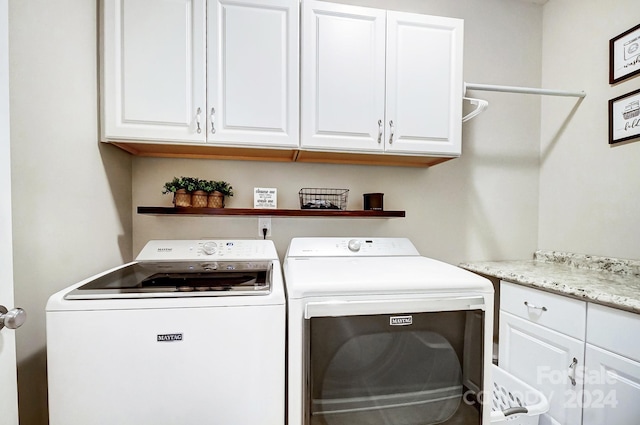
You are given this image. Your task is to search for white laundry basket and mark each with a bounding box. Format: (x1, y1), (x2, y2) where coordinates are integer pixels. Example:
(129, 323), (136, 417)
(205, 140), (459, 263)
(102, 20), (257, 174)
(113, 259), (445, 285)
(490, 365), (549, 425)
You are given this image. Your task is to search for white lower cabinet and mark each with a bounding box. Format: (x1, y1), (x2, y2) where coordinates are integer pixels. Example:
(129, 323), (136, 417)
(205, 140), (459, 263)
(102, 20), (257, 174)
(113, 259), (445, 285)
(499, 292), (585, 425)
(582, 303), (640, 424)
(582, 344), (640, 424)
(499, 281), (640, 425)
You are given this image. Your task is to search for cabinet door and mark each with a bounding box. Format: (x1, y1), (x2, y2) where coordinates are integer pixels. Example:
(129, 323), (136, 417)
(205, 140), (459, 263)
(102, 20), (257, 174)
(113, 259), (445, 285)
(582, 344), (640, 425)
(301, 0), (386, 152)
(208, 0), (299, 148)
(587, 302), (640, 362)
(499, 311), (584, 425)
(102, 0), (206, 142)
(385, 12), (463, 156)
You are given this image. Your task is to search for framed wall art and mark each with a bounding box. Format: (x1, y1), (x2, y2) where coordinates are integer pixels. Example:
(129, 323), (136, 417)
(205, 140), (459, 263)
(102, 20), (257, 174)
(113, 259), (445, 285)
(609, 88), (640, 145)
(610, 23), (640, 84)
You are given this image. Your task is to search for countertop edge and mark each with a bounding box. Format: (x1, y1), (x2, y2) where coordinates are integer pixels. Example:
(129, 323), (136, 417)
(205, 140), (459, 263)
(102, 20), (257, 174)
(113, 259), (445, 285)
(459, 261), (640, 315)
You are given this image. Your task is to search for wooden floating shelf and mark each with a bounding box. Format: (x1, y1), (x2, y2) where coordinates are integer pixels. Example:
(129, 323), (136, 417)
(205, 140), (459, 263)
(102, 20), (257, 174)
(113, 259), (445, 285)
(138, 207), (405, 218)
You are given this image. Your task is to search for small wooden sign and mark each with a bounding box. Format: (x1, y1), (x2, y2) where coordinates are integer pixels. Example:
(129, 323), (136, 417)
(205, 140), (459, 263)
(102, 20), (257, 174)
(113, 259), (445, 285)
(254, 188), (277, 209)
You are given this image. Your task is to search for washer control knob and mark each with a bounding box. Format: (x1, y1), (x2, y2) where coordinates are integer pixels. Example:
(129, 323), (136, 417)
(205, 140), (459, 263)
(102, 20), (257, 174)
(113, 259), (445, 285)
(202, 242), (218, 255)
(347, 239), (361, 252)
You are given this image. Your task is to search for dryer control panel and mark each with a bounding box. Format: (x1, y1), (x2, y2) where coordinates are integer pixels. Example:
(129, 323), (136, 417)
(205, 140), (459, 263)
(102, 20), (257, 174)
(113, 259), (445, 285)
(286, 238), (420, 257)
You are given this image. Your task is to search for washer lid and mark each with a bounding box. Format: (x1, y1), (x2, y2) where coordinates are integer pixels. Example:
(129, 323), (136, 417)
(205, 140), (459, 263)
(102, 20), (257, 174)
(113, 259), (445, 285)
(283, 256), (493, 298)
(64, 261), (273, 300)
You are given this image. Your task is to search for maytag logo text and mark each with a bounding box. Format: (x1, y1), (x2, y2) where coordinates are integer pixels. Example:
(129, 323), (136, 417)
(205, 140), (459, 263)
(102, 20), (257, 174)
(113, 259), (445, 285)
(390, 316), (413, 326)
(157, 333), (183, 342)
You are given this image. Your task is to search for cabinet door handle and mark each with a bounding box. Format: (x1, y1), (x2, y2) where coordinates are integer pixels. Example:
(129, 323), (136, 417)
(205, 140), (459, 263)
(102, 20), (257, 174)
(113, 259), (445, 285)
(377, 119), (382, 144)
(568, 357), (578, 386)
(388, 120), (394, 144)
(524, 301), (547, 311)
(210, 107), (216, 134)
(196, 107), (202, 134)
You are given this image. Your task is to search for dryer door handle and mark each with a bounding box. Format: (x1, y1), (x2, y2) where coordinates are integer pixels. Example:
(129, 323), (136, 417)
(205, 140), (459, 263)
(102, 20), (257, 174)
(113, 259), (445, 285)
(304, 296), (486, 319)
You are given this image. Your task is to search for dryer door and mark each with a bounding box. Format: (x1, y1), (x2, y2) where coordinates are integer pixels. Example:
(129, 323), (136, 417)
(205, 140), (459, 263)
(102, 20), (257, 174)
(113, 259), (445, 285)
(307, 309), (484, 425)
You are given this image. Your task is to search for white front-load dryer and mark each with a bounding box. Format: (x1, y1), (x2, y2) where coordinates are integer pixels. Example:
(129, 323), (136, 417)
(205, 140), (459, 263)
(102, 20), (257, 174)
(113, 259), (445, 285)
(283, 237), (494, 425)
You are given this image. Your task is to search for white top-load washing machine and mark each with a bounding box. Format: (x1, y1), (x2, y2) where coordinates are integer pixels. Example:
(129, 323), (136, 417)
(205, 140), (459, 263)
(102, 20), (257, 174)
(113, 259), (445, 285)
(46, 239), (285, 425)
(284, 237), (494, 425)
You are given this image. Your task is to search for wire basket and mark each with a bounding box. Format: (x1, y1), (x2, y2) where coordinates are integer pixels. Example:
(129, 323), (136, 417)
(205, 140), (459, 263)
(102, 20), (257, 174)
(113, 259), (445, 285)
(299, 188), (349, 210)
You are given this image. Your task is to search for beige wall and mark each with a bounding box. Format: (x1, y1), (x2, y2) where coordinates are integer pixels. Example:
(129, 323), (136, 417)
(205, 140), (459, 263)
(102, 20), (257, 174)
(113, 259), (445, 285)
(9, 0), (132, 423)
(134, 0), (544, 264)
(24, 0), (640, 423)
(539, 0), (640, 259)
(10, 0), (544, 423)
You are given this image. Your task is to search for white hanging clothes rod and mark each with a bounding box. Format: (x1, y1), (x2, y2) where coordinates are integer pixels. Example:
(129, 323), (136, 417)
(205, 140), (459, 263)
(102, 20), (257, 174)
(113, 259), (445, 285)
(464, 82), (586, 98)
(461, 82), (586, 123)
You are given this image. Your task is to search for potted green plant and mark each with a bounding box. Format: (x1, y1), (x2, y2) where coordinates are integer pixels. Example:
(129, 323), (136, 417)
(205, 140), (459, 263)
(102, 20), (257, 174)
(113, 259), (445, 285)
(162, 176), (197, 207)
(207, 180), (234, 208)
(192, 178), (211, 208)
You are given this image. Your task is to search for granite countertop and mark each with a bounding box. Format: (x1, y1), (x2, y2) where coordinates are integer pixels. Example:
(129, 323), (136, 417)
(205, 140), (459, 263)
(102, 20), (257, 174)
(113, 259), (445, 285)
(460, 251), (640, 314)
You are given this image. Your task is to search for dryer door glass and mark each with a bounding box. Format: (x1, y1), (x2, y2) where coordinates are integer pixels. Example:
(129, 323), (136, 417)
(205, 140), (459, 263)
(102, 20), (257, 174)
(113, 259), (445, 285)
(308, 310), (483, 425)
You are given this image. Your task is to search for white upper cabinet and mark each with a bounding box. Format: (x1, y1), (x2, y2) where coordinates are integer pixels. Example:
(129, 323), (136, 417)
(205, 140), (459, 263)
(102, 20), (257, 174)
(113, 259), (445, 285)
(102, 0), (206, 142)
(300, 0), (463, 157)
(207, 0), (299, 147)
(102, 0), (299, 148)
(103, 0), (464, 165)
(385, 11), (462, 155)
(300, 1), (386, 151)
